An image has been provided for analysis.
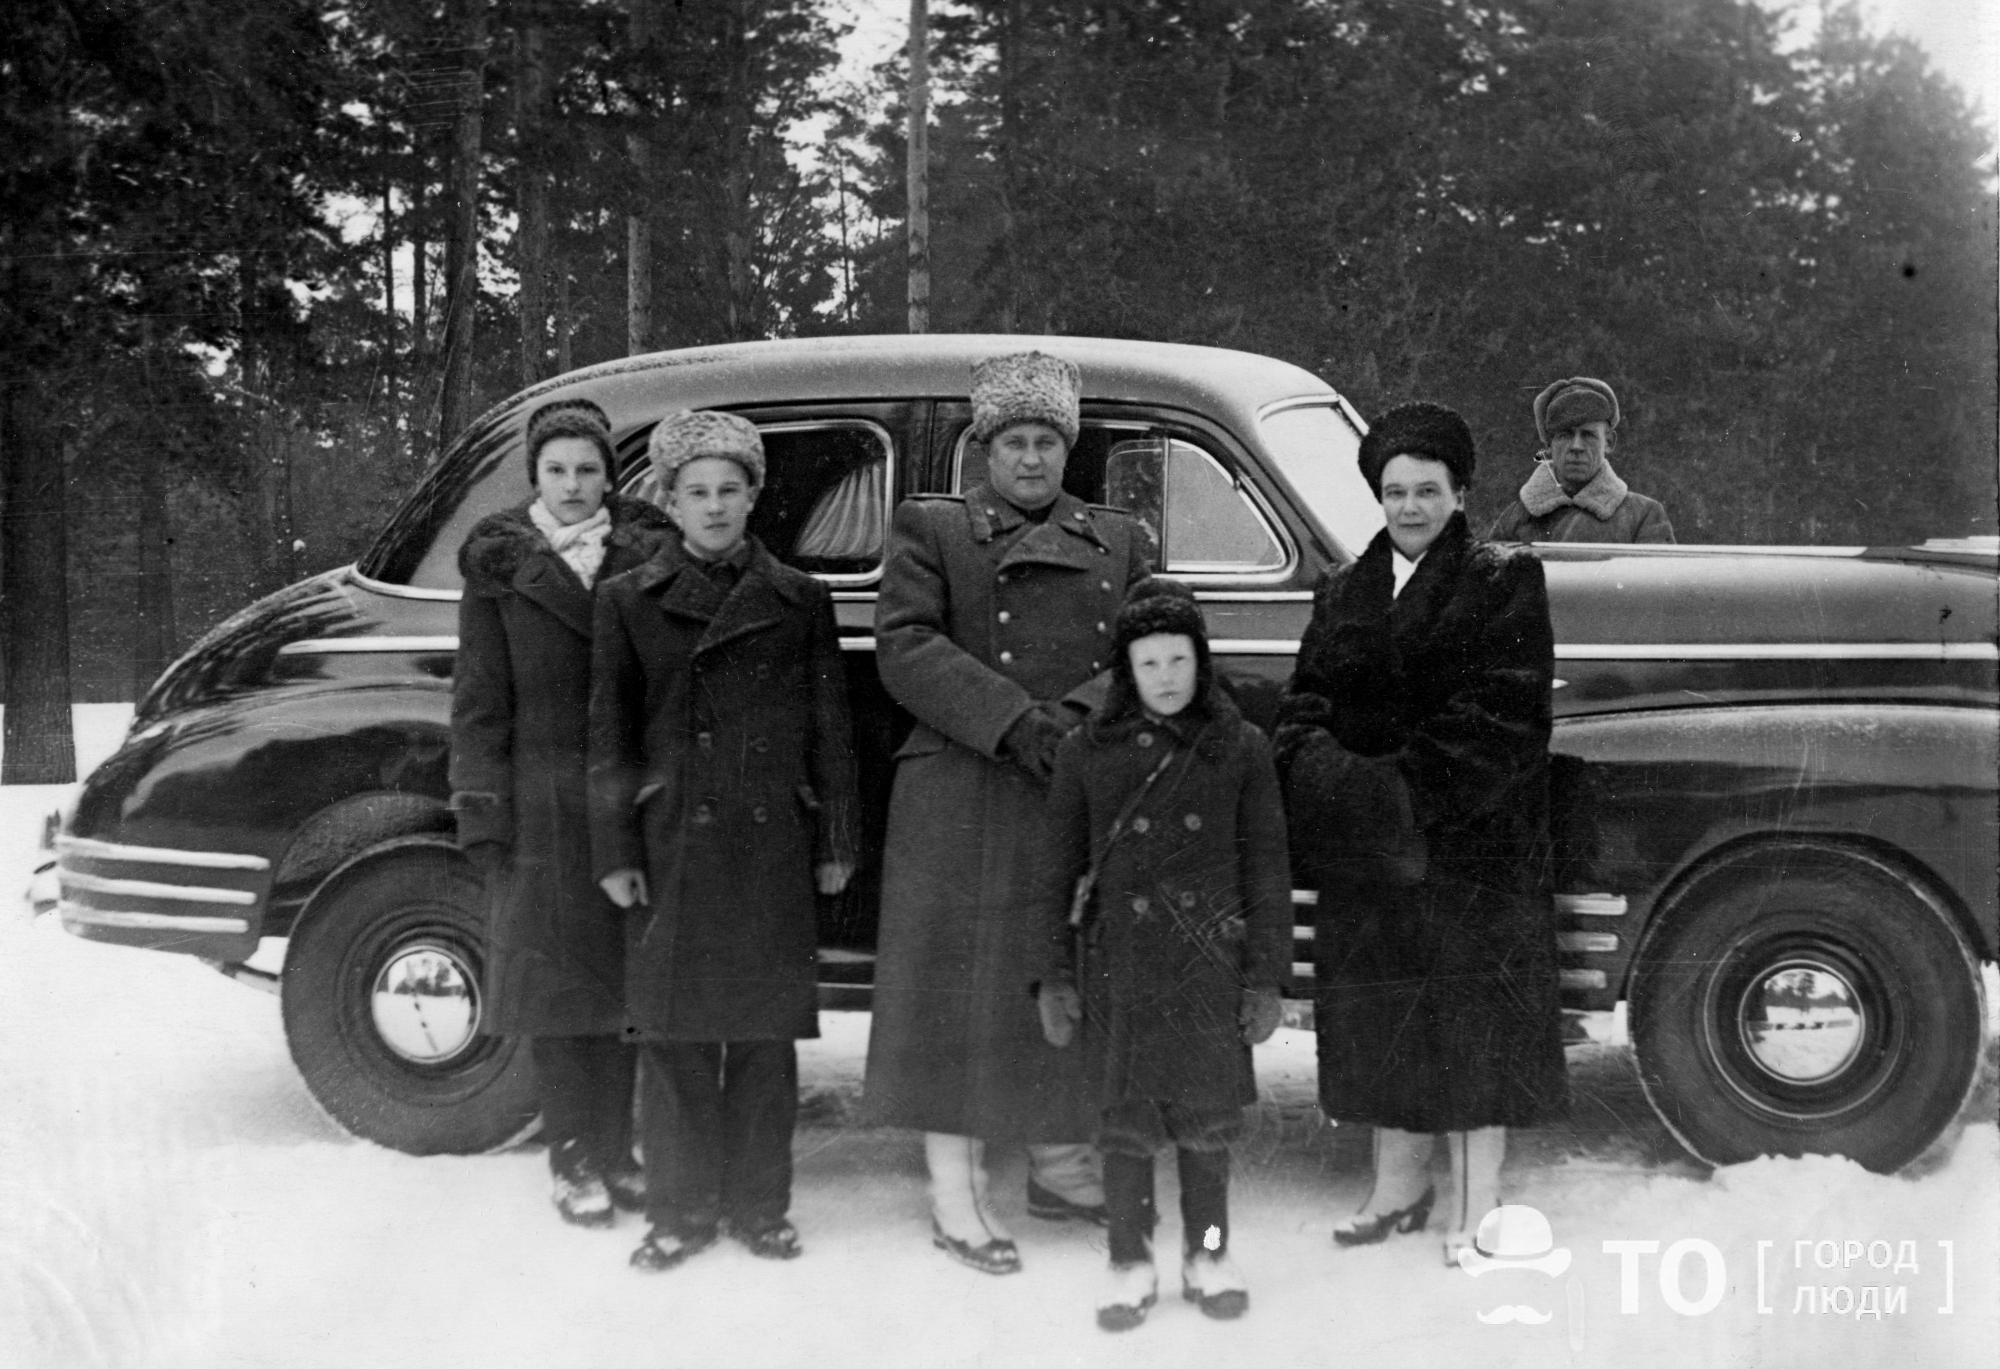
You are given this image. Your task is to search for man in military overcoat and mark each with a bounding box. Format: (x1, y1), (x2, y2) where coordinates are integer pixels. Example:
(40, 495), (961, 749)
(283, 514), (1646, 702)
(864, 351), (1152, 1274)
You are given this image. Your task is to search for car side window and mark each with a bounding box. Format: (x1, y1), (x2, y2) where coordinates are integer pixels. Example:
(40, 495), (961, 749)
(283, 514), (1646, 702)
(955, 421), (1287, 580)
(626, 419), (892, 585)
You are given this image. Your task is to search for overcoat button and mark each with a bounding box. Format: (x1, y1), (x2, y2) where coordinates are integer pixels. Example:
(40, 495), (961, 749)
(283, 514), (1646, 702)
(750, 737), (768, 753)
(1073, 511), (1086, 521)
(753, 806), (768, 824)
(692, 803), (714, 825)
(1132, 896), (1150, 915)
(1097, 545), (1108, 555)
(1000, 650), (1014, 664)
(1137, 732), (1154, 748)
(1097, 621), (1108, 633)
(1184, 814), (1202, 831)
(1090, 660), (1101, 671)
(1100, 580), (1112, 591)
(1132, 817), (1150, 834)
(1179, 891), (1196, 909)
(998, 610), (1011, 623)
(696, 731), (713, 750)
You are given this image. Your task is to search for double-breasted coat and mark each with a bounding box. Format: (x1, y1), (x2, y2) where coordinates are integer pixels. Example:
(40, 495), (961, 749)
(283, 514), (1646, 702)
(449, 493), (673, 1037)
(1274, 513), (1569, 1132)
(1036, 691), (1293, 1116)
(587, 538), (859, 1042)
(863, 486), (1151, 1141)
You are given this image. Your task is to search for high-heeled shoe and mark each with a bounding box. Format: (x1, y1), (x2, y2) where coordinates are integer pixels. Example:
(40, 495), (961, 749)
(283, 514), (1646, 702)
(1331, 1187), (1436, 1247)
(1440, 1230), (1475, 1268)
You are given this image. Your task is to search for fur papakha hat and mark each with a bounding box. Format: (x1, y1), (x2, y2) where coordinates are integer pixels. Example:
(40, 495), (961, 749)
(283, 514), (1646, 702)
(970, 350), (1081, 447)
(525, 398), (616, 484)
(1357, 401), (1477, 497)
(648, 409), (766, 490)
(1534, 376), (1620, 443)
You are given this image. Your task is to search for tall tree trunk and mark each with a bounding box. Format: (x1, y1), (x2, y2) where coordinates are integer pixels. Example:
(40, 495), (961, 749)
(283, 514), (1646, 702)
(996, 0), (1020, 331)
(626, 0), (654, 355)
(130, 450), (175, 701)
(514, 19), (552, 387)
(380, 119), (398, 411)
(722, 0), (754, 339)
(906, 0), (930, 333)
(1, 383), (76, 783)
(439, 0), (487, 450)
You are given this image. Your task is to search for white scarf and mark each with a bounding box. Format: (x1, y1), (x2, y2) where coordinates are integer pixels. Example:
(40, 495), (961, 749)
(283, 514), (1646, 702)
(528, 500), (613, 587)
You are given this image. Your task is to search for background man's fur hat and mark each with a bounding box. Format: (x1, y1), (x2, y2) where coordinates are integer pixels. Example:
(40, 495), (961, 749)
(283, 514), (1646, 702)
(525, 398), (616, 484)
(648, 409), (766, 490)
(1357, 401), (1477, 496)
(970, 350), (1081, 446)
(1534, 376), (1621, 443)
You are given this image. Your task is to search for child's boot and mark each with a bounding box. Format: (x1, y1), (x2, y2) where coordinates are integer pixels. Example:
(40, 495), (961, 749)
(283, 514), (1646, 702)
(1178, 1147), (1248, 1319)
(1097, 1150), (1158, 1331)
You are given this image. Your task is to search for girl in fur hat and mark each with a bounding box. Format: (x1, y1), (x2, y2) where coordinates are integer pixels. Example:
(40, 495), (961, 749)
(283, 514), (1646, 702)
(1034, 577), (1293, 1331)
(450, 398), (673, 1227)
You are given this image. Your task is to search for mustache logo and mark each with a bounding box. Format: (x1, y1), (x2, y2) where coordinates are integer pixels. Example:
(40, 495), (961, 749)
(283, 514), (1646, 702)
(1475, 1305), (1553, 1326)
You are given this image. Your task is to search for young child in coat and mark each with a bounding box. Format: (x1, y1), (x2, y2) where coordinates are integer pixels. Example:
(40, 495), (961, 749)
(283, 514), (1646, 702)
(1035, 577), (1293, 1330)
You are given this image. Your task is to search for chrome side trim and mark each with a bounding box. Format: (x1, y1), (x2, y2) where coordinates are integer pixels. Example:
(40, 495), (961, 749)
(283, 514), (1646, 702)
(1217, 640), (1305, 655)
(1292, 889), (1319, 907)
(58, 836), (271, 872)
(1192, 590), (1315, 603)
(349, 568), (463, 600)
(1560, 969), (1608, 991)
(1558, 932), (1621, 954)
(277, 636), (459, 656)
(61, 872), (258, 905)
(1555, 643), (1998, 661)
(60, 904), (251, 934)
(1556, 892), (1629, 918)
(840, 638), (878, 653)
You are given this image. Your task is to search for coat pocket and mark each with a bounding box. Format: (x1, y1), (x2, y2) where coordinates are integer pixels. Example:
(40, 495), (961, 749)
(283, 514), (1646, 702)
(891, 722), (948, 761)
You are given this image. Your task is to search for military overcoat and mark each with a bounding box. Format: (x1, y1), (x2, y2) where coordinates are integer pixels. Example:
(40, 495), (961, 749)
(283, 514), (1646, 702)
(449, 493), (672, 1037)
(587, 537), (859, 1042)
(1275, 513), (1569, 1131)
(863, 484), (1151, 1141)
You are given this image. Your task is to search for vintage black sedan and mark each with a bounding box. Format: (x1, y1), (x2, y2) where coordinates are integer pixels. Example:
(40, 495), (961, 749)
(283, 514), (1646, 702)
(54, 335), (1998, 1173)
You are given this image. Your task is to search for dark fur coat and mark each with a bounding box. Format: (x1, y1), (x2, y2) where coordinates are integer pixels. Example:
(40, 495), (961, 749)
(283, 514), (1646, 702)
(1274, 513), (1568, 1131)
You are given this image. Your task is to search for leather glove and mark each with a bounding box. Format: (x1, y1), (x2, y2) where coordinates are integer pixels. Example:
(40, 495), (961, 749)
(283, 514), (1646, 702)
(1037, 981), (1083, 1048)
(1001, 703), (1074, 785)
(1239, 987), (1283, 1045)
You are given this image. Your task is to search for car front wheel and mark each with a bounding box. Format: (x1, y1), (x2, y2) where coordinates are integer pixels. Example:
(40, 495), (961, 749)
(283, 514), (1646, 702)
(1629, 843), (1986, 1174)
(281, 845), (540, 1155)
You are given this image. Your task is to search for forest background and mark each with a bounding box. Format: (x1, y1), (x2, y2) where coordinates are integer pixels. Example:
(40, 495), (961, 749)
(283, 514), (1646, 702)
(1, 0), (1994, 781)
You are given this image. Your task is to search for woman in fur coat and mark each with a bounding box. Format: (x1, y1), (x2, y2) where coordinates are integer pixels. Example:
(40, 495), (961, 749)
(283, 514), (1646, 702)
(450, 399), (673, 1227)
(1274, 402), (1567, 1266)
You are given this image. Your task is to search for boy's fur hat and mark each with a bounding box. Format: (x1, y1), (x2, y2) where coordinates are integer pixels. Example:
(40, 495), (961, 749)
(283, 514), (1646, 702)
(648, 409), (766, 490)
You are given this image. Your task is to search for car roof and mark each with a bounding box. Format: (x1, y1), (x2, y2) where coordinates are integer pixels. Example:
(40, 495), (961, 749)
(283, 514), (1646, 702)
(494, 334), (1343, 434)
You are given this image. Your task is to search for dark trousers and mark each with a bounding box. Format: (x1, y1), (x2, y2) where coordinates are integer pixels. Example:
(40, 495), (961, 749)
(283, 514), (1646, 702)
(531, 1035), (636, 1180)
(1101, 1100), (1237, 1264)
(640, 1040), (798, 1237)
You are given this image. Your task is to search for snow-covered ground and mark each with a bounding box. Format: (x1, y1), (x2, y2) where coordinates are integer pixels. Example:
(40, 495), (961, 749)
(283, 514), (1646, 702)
(4, 707), (1996, 1369)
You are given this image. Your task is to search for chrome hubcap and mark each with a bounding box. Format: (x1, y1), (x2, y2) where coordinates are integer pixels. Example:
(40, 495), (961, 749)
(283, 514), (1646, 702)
(370, 941), (480, 1064)
(1737, 959), (1865, 1085)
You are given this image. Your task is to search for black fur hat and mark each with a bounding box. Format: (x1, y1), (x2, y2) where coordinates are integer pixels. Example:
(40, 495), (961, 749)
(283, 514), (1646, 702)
(1104, 576), (1214, 721)
(1357, 401), (1476, 497)
(525, 398), (616, 485)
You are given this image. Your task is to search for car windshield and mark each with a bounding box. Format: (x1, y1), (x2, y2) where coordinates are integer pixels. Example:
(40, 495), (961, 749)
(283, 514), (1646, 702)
(1258, 401), (1382, 560)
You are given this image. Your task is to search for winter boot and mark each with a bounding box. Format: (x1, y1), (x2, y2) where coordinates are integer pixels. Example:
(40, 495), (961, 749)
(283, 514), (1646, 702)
(1027, 1141), (1107, 1225)
(1096, 1150), (1159, 1331)
(549, 1138), (614, 1228)
(927, 1133), (1020, 1275)
(1178, 1147), (1247, 1319)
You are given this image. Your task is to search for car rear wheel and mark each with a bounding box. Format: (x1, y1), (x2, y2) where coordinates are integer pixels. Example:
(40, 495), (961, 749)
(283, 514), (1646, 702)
(282, 846), (540, 1155)
(1629, 844), (1986, 1173)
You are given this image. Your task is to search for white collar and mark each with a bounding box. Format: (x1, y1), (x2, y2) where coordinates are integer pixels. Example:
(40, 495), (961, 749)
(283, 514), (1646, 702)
(1391, 548), (1423, 598)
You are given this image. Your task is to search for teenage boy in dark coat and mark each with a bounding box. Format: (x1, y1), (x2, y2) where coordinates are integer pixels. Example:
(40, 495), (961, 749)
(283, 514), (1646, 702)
(590, 409), (859, 1271)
